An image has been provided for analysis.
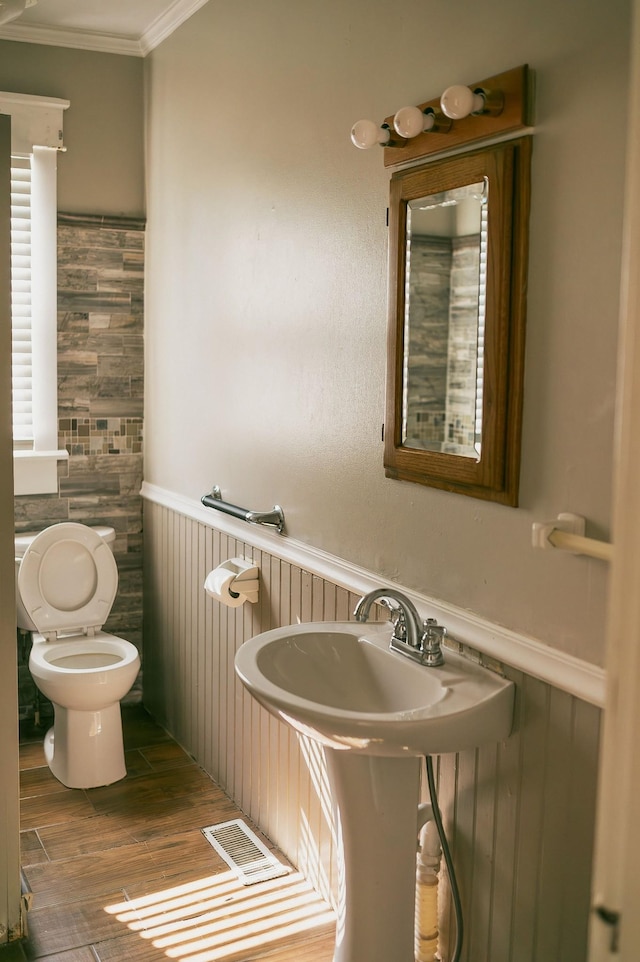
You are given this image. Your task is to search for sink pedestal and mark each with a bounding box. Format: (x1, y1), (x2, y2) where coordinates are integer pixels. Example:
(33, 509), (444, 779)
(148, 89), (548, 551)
(324, 749), (422, 962)
(236, 620), (514, 961)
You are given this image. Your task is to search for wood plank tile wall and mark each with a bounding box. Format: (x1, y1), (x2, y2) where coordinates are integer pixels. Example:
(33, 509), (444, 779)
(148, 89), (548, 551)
(143, 500), (601, 962)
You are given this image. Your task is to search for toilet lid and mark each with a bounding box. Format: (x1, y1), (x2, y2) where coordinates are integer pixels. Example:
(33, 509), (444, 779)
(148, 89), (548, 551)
(17, 522), (118, 638)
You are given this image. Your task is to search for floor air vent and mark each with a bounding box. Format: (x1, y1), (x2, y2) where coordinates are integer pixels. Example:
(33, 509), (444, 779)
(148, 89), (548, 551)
(202, 818), (290, 885)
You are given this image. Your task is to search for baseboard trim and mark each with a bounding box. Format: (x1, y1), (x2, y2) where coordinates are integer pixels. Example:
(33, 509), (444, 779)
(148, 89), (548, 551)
(141, 481), (606, 708)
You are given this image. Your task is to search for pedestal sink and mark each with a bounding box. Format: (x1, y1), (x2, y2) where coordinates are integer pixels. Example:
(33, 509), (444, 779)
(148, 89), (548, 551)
(235, 620), (514, 962)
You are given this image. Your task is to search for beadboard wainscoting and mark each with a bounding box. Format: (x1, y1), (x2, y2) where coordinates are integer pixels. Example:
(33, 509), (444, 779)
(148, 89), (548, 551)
(142, 494), (601, 962)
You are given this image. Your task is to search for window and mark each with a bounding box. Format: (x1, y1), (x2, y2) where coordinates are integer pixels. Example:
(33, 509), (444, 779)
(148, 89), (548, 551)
(11, 155), (32, 443)
(0, 91), (70, 494)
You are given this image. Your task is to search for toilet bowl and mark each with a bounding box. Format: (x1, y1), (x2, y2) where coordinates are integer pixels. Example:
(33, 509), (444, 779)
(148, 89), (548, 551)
(17, 522), (141, 789)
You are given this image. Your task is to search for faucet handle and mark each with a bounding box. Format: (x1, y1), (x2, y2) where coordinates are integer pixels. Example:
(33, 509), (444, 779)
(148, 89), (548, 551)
(420, 618), (446, 666)
(423, 617), (444, 630)
(379, 598), (408, 641)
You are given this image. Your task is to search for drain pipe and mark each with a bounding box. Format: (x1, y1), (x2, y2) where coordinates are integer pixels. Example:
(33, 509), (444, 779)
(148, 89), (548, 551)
(422, 755), (464, 962)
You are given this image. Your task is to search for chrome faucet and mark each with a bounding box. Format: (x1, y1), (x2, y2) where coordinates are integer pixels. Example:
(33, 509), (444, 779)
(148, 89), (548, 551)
(353, 587), (445, 667)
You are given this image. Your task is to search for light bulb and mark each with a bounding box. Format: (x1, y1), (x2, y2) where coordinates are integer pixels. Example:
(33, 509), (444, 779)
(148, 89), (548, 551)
(440, 85), (485, 120)
(350, 119), (391, 150)
(393, 106), (435, 139)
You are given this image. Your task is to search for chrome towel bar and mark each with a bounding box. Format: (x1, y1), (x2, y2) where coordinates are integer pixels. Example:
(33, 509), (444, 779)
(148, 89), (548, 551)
(201, 486), (285, 534)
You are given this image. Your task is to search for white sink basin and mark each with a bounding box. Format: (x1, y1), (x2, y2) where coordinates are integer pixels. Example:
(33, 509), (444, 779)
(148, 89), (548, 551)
(235, 621), (514, 756)
(237, 617), (515, 962)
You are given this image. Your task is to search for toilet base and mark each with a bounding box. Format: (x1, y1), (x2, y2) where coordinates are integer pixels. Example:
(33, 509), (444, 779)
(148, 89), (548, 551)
(44, 702), (128, 789)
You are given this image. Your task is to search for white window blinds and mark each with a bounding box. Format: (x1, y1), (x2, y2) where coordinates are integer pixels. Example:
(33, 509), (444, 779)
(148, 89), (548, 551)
(1, 90), (69, 494)
(1, 91), (68, 455)
(10, 155), (33, 443)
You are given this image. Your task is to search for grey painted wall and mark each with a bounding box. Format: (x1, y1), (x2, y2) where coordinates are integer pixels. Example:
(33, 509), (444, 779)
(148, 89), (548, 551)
(0, 40), (144, 217)
(143, 0), (630, 665)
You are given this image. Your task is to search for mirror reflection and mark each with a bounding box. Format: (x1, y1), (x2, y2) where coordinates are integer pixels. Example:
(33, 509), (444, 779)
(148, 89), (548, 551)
(403, 181), (488, 459)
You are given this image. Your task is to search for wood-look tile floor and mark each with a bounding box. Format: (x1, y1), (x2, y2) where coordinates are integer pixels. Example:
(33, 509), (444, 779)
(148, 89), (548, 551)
(11, 705), (336, 962)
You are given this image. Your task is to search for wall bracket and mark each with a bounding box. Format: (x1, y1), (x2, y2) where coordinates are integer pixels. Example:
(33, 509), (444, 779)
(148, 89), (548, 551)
(532, 513), (613, 562)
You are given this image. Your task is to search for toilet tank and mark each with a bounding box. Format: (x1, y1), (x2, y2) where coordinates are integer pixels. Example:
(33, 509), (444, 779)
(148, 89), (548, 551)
(15, 524), (116, 631)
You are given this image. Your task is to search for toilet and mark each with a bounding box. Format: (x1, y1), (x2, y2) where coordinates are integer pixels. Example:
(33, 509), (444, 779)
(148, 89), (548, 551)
(16, 522), (141, 789)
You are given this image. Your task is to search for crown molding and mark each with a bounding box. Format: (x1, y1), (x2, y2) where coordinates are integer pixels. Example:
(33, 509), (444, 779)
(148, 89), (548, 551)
(0, 21), (144, 55)
(141, 0), (210, 55)
(0, 0), (209, 57)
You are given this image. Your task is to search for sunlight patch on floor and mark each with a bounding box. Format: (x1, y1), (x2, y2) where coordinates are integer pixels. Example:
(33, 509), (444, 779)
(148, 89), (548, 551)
(104, 869), (335, 962)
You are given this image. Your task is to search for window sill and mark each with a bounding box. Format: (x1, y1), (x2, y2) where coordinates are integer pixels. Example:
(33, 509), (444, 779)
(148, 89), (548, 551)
(13, 449), (69, 496)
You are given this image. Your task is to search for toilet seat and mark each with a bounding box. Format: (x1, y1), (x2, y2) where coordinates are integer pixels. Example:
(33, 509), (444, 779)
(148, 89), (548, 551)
(17, 522), (118, 639)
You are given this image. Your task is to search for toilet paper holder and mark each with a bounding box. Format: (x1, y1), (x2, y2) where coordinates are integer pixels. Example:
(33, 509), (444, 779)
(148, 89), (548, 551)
(204, 557), (260, 605)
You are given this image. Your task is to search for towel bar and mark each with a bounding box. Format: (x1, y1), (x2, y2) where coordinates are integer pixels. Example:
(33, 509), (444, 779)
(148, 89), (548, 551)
(532, 513), (612, 562)
(201, 486), (285, 534)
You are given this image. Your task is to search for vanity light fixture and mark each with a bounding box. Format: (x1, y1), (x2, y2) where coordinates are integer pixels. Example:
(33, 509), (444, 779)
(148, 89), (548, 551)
(349, 66), (529, 166)
(440, 84), (504, 120)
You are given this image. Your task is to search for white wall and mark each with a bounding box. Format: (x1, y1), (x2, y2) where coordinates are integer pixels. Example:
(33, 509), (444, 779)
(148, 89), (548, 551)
(144, 0), (631, 665)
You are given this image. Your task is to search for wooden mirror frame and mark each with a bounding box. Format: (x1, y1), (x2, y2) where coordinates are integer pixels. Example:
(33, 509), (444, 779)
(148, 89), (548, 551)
(384, 136), (531, 505)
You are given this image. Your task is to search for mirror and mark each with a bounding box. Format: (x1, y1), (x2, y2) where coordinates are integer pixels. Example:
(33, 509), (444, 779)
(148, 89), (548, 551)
(384, 138), (531, 505)
(403, 180), (487, 459)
